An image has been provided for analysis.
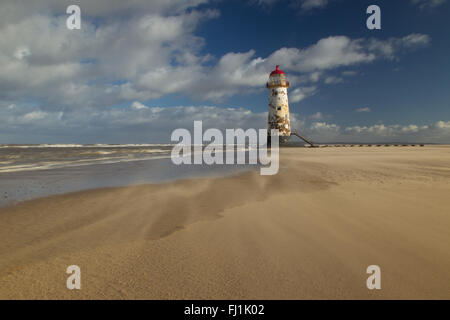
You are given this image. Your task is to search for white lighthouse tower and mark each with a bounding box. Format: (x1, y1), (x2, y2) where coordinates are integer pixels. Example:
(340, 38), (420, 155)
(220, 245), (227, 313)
(267, 65), (291, 144)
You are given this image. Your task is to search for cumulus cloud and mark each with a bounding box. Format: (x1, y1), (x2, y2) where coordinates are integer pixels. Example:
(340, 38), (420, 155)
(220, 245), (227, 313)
(301, 121), (450, 143)
(324, 76), (343, 84)
(1, 101), (449, 144)
(290, 86), (317, 103)
(435, 120), (450, 129)
(297, 0), (329, 10)
(131, 101), (149, 110)
(182, 34), (429, 101)
(309, 112), (324, 120)
(0, 1), (437, 143)
(0, 0), (209, 25)
(355, 107), (371, 113)
(342, 122), (450, 143)
(0, 1), (430, 107)
(0, 102), (267, 143)
(342, 71), (358, 77)
(0, 1), (219, 109)
(368, 34), (430, 60)
(307, 122), (341, 141)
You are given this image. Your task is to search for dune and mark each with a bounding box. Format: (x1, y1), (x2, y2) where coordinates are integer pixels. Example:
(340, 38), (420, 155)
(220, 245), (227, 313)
(0, 146), (449, 299)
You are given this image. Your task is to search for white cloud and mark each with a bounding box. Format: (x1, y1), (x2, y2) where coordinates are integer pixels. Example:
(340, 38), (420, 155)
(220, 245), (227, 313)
(299, 0), (329, 10)
(0, 3), (430, 107)
(436, 120), (450, 129)
(342, 122), (450, 143)
(310, 121), (340, 132)
(309, 112), (324, 120)
(22, 111), (47, 122)
(251, 0), (279, 6)
(342, 71), (358, 77)
(368, 34), (430, 59)
(289, 120), (450, 143)
(0, 103), (267, 143)
(294, 121), (339, 142)
(401, 124), (420, 133)
(0, 2), (219, 108)
(0, 1), (436, 143)
(290, 86), (317, 103)
(131, 101), (149, 110)
(411, 0), (447, 9)
(0, 0), (209, 24)
(1, 101), (449, 144)
(355, 107), (371, 113)
(120, 33), (429, 102)
(324, 76), (343, 84)
(268, 37), (375, 72)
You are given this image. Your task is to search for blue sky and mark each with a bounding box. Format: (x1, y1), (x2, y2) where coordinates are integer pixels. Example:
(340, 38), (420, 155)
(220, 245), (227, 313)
(196, 0), (450, 125)
(0, 0), (449, 143)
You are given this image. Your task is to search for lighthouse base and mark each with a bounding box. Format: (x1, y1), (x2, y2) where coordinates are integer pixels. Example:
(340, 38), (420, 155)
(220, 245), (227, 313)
(267, 135), (291, 148)
(267, 132), (316, 148)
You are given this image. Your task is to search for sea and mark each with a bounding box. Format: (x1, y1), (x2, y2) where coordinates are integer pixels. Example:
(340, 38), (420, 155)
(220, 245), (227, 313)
(0, 144), (258, 207)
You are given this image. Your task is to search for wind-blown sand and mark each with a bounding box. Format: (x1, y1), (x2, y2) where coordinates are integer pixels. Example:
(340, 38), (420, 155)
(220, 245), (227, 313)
(0, 146), (449, 299)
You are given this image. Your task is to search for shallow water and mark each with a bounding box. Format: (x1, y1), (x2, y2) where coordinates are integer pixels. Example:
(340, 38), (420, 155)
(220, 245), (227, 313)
(0, 144), (259, 206)
(0, 144), (175, 173)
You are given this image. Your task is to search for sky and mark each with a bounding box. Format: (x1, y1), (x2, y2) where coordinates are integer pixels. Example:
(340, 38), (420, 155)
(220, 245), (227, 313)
(0, 0), (449, 144)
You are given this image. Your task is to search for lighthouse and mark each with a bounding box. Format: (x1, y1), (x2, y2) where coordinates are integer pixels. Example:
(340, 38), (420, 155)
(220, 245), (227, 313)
(267, 65), (291, 144)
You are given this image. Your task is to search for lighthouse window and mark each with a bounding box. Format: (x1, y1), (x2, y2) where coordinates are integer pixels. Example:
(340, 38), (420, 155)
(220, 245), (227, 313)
(277, 107), (281, 111)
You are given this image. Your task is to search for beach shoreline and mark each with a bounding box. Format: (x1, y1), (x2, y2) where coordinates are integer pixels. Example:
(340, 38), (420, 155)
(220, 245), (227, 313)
(0, 154), (258, 208)
(1, 146), (449, 299)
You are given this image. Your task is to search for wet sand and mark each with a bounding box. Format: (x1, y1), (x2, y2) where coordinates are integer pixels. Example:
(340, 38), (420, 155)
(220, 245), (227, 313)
(0, 146), (449, 299)
(0, 156), (256, 207)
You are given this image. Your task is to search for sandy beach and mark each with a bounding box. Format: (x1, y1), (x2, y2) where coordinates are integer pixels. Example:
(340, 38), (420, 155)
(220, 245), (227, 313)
(0, 146), (449, 299)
